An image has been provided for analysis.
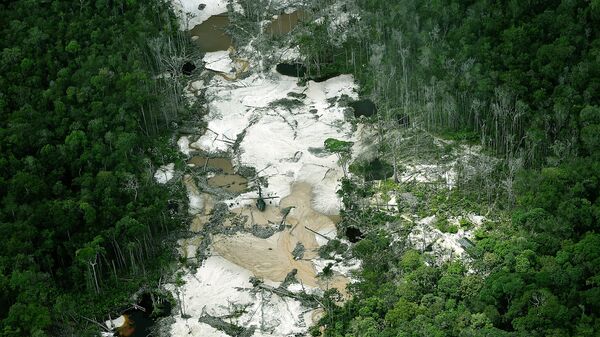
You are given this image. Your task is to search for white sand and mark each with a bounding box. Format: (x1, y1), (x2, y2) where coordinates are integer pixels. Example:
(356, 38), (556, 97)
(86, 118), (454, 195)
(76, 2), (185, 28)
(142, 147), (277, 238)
(154, 163), (175, 184)
(406, 215), (484, 259)
(468, 214), (486, 226)
(183, 175), (203, 215)
(194, 70), (358, 214)
(104, 315), (125, 330)
(177, 136), (193, 156)
(203, 50), (235, 73)
(168, 3), (364, 336)
(312, 257), (361, 280)
(172, 0), (228, 30)
(170, 319), (230, 337)
(168, 256), (313, 336)
(315, 227), (337, 247)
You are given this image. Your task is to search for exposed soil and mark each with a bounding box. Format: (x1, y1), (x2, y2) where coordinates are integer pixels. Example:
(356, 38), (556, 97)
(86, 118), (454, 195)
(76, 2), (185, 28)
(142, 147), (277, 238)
(212, 183), (348, 295)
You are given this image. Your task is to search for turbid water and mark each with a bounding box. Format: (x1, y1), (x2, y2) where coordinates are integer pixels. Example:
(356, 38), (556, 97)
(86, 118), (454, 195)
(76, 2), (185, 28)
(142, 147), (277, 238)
(207, 174), (247, 193)
(188, 156), (248, 193)
(189, 14), (232, 52)
(190, 10), (306, 53)
(105, 293), (171, 337)
(188, 156), (235, 173)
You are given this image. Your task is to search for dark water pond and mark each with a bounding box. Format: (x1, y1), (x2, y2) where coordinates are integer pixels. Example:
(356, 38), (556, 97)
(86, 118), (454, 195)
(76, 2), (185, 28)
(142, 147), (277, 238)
(276, 63), (343, 82)
(121, 310), (152, 337)
(182, 61), (196, 75)
(346, 227), (364, 243)
(312, 72), (342, 82)
(350, 158), (394, 181)
(276, 63), (307, 77)
(350, 99), (377, 117)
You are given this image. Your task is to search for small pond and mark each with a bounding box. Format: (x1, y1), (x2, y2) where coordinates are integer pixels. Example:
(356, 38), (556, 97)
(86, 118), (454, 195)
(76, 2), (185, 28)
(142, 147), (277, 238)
(276, 63), (307, 77)
(189, 10), (306, 53)
(276, 63), (343, 82)
(350, 158), (394, 181)
(311, 72), (342, 82)
(181, 61), (196, 75)
(349, 99), (377, 118)
(207, 174), (248, 193)
(189, 14), (233, 52)
(188, 156), (248, 193)
(346, 227), (364, 243)
(109, 293), (172, 337)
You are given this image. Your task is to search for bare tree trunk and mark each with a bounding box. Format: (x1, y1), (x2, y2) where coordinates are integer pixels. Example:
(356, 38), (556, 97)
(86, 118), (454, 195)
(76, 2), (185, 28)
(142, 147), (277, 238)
(90, 257), (100, 294)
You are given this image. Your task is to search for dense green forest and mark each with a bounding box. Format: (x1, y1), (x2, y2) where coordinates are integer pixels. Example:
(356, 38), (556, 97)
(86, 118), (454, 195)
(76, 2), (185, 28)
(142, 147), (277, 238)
(0, 1), (186, 336)
(303, 0), (600, 336)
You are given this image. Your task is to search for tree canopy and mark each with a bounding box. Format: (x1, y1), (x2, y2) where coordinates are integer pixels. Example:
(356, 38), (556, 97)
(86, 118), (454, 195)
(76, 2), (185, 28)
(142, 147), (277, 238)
(0, 1), (184, 336)
(309, 1), (600, 336)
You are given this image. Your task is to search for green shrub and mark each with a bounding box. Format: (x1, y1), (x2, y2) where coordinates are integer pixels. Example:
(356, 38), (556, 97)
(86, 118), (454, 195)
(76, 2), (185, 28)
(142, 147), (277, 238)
(436, 218), (459, 233)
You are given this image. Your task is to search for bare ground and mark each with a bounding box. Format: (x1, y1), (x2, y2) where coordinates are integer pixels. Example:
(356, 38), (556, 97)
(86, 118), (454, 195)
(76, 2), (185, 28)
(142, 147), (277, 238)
(212, 183), (348, 294)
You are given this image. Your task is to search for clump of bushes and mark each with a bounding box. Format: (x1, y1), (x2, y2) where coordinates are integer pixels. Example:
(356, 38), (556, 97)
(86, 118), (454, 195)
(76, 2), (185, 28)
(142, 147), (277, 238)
(435, 217), (458, 233)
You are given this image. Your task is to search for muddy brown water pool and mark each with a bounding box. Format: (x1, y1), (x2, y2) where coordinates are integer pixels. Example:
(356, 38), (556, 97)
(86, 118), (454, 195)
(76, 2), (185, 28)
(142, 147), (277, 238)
(207, 174), (248, 193)
(189, 11), (306, 53)
(189, 14), (232, 52)
(188, 156), (248, 193)
(188, 156), (235, 174)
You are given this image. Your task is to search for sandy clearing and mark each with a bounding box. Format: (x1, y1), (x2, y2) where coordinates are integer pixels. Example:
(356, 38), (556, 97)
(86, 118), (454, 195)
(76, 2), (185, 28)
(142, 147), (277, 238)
(154, 163), (175, 184)
(192, 69), (358, 215)
(168, 3), (361, 335)
(183, 175), (204, 215)
(213, 183), (345, 292)
(172, 0), (228, 30)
